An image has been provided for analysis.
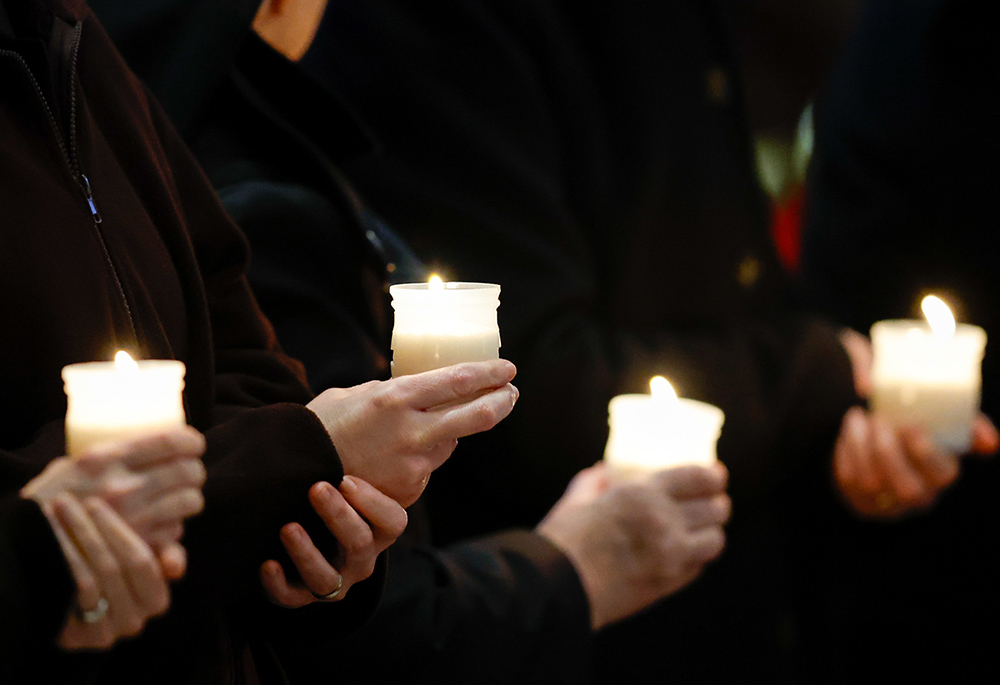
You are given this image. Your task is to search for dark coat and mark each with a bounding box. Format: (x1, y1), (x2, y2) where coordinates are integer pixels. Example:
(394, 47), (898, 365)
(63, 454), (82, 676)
(803, 0), (1000, 680)
(305, 0), (858, 681)
(0, 1), (376, 681)
(88, 6), (595, 680)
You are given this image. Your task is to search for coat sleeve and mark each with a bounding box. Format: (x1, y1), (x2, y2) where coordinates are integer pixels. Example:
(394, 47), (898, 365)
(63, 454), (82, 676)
(271, 526), (592, 684)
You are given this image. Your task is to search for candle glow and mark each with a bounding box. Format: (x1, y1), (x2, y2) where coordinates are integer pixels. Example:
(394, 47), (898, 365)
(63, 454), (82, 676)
(921, 295), (956, 339)
(870, 295), (986, 452)
(390, 281), (501, 377)
(63, 354), (187, 456)
(604, 376), (724, 474)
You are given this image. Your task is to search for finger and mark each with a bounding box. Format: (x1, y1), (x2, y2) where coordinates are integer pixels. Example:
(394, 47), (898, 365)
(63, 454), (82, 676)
(681, 494), (732, 529)
(46, 499), (103, 615)
(260, 559), (314, 609)
(833, 411), (857, 489)
(898, 428), (959, 492)
(400, 360), (517, 409)
(421, 383), (519, 444)
(684, 526), (726, 564)
(143, 522), (185, 550)
(157, 543), (188, 581)
(971, 414), (1000, 456)
(128, 488), (205, 532)
(562, 464), (612, 501)
(279, 522), (346, 601)
(338, 477), (409, 543)
(53, 494), (141, 638)
(114, 460), (207, 517)
(86, 498), (169, 620)
(870, 418), (927, 507)
(655, 463), (727, 500)
(311, 482), (383, 581)
(78, 427), (206, 470)
(845, 408), (880, 496)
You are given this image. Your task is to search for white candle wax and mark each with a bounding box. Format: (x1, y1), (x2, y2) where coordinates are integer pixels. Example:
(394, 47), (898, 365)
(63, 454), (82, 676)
(604, 379), (725, 474)
(870, 319), (986, 452)
(390, 281), (501, 377)
(62, 355), (187, 456)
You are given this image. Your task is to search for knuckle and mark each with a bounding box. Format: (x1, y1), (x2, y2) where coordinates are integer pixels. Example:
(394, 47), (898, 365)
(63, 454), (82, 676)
(449, 366), (476, 397)
(344, 528), (376, 556)
(370, 385), (399, 412)
(473, 401), (499, 431)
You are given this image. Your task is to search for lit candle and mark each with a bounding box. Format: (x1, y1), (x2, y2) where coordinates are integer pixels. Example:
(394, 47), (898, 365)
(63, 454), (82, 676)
(62, 351), (187, 456)
(870, 295), (987, 452)
(604, 376), (725, 474)
(389, 276), (501, 377)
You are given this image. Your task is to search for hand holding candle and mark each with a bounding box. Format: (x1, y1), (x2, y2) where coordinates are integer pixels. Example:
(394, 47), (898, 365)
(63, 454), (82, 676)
(833, 297), (999, 518)
(870, 295), (986, 453)
(307, 359), (518, 507)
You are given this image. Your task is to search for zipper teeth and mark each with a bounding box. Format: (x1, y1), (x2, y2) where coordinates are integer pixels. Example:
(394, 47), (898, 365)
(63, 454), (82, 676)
(3, 36), (139, 344)
(0, 48), (75, 174)
(66, 22), (83, 173)
(63, 24), (139, 344)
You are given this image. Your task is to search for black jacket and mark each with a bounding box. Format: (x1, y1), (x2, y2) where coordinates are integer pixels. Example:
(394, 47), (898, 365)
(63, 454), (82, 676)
(305, 0), (859, 681)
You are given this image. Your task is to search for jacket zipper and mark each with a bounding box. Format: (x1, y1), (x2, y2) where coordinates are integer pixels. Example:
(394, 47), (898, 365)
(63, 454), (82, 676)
(1, 25), (136, 342)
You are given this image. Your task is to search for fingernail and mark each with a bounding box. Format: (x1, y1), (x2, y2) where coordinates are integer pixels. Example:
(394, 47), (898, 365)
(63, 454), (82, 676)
(340, 476), (357, 495)
(511, 385), (519, 406)
(504, 360), (516, 375)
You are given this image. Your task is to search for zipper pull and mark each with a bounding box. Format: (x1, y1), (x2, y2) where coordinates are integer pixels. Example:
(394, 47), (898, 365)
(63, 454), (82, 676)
(78, 173), (102, 224)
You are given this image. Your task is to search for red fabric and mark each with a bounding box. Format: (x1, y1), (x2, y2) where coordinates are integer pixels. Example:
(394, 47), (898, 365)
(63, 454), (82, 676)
(771, 185), (805, 274)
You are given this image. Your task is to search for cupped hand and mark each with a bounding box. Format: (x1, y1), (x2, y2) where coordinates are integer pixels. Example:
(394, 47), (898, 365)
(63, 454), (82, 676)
(48, 494), (173, 650)
(261, 476), (408, 608)
(537, 462), (730, 630)
(833, 407), (998, 518)
(22, 427), (207, 577)
(307, 360), (518, 507)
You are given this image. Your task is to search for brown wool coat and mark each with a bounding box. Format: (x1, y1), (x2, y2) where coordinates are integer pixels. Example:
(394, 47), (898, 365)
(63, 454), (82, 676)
(1, 2), (373, 682)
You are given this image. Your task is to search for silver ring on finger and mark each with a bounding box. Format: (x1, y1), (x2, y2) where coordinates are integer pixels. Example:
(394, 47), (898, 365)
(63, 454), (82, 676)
(310, 573), (344, 601)
(77, 597), (109, 624)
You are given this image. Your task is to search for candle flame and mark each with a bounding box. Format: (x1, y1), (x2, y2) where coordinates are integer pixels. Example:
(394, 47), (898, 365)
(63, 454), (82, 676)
(921, 295), (956, 339)
(649, 376), (678, 402)
(428, 274), (445, 291)
(114, 350), (139, 372)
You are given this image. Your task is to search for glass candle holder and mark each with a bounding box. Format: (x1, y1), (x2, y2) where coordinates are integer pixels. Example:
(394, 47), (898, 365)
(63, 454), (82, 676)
(63, 359), (186, 456)
(389, 282), (501, 377)
(870, 320), (986, 452)
(604, 393), (725, 474)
